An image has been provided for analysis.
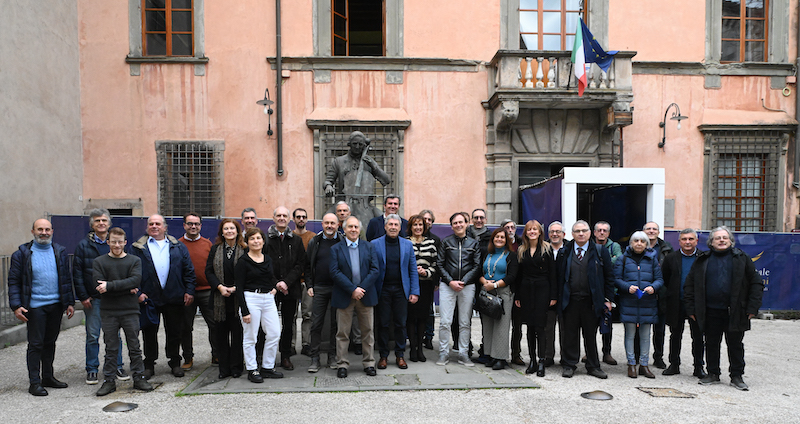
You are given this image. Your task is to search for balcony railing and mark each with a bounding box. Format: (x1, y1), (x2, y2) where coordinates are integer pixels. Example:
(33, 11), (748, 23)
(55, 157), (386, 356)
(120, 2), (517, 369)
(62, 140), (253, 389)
(489, 50), (636, 97)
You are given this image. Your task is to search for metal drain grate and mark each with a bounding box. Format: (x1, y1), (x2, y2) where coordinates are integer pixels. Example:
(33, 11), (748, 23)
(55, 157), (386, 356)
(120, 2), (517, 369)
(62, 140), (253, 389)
(637, 387), (696, 398)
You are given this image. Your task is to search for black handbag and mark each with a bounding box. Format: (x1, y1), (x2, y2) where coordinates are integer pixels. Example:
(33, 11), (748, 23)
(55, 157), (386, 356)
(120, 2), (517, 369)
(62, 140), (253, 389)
(475, 290), (504, 320)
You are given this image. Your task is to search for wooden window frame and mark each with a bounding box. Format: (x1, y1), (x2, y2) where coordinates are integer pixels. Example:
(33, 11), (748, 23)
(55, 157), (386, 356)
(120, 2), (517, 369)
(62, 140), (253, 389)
(519, 0), (587, 50)
(142, 0), (194, 57)
(331, 0), (386, 57)
(720, 0), (768, 63)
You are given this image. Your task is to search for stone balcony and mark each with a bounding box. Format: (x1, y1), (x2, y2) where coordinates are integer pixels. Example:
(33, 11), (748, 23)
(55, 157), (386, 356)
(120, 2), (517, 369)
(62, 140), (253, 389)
(486, 50), (637, 131)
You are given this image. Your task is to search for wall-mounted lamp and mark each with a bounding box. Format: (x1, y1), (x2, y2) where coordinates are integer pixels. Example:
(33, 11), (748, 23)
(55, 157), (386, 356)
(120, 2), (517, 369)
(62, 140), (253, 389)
(256, 88), (274, 136)
(658, 103), (687, 149)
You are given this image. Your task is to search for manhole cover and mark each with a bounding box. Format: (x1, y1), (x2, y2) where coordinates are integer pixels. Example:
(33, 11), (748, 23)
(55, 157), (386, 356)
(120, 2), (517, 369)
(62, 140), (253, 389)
(637, 387), (696, 398)
(315, 375), (395, 387)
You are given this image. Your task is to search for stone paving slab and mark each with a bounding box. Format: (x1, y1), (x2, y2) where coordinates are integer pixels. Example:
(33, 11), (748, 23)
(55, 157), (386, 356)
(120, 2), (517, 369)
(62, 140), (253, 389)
(180, 352), (538, 394)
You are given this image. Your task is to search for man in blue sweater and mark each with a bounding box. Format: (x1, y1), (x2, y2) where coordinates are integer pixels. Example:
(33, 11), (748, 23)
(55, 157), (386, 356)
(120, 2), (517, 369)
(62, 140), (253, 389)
(8, 219), (76, 396)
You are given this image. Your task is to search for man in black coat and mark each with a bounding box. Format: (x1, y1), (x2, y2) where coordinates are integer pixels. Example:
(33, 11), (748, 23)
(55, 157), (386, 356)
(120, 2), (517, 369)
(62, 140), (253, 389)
(264, 206), (307, 371)
(684, 226), (763, 391)
(643, 221), (674, 369)
(661, 228), (706, 378)
(556, 220), (615, 379)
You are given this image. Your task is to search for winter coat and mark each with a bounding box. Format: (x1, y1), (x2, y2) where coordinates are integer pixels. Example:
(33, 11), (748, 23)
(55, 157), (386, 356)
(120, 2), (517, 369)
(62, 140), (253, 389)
(613, 247), (664, 324)
(72, 232), (110, 300)
(131, 235), (196, 307)
(684, 248), (763, 332)
(8, 241), (74, 312)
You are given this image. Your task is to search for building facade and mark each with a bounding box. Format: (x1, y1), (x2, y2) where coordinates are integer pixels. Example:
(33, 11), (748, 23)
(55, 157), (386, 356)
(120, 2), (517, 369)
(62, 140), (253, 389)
(3, 0), (798, 252)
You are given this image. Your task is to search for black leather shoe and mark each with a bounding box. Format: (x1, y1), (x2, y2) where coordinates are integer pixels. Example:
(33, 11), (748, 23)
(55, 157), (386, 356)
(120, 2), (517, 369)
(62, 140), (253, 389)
(41, 377), (68, 389)
(536, 360), (546, 377)
(663, 364), (680, 375)
(562, 367), (574, 378)
(422, 339), (434, 350)
(653, 358), (667, 369)
(525, 362), (536, 374)
(693, 367), (708, 379)
(544, 358), (555, 367)
(485, 358), (498, 368)
(492, 360), (507, 370)
(337, 368), (348, 378)
(364, 367), (377, 376)
(171, 366), (185, 377)
(143, 368), (155, 380)
(587, 368), (608, 379)
(28, 384), (48, 396)
(248, 370), (264, 383)
(262, 369), (284, 379)
(96, 380), (117, 396)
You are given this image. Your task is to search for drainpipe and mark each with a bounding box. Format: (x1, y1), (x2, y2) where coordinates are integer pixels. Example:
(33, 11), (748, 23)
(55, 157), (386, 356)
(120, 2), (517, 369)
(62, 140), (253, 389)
(794, 13), (800, 189)
(276, 0), (284, 176)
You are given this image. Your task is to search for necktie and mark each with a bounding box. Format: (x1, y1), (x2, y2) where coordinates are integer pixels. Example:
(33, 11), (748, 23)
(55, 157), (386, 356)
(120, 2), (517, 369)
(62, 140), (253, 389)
(280, 234), (284, 242)
(577, 247), (584, 261)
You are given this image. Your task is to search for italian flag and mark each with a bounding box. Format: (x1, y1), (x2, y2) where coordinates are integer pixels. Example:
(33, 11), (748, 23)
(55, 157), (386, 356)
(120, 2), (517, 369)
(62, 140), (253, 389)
(571, 19), (587, 97)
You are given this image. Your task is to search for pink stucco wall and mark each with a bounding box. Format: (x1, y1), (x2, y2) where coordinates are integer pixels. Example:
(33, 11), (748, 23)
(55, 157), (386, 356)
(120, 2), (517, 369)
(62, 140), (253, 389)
(404, 0), (500, 60)
(609, 0), (706, 62)
(625, 74), (798, 230)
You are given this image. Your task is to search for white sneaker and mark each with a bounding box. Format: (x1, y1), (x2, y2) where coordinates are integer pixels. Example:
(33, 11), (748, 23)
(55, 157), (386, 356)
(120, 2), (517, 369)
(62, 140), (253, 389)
(436, 354), (450, 366)
(458, 355), (475, 367)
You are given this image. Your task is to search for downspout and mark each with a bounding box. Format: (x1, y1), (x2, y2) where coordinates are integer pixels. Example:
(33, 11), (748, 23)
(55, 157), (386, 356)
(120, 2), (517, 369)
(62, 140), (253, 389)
(794, 13), (800, 189)
(276, 0), (284, 176)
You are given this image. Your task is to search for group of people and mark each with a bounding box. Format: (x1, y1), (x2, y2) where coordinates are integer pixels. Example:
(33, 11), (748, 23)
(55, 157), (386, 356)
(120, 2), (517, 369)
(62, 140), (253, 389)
(7, 199), (764, 396)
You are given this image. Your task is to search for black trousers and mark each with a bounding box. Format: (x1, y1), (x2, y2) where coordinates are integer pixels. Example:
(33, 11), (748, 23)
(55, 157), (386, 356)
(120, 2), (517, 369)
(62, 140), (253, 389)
(544, 308), (558, 361)
(26, 303), (63, 384)
(511, 304), (523, 358)
(215, 297), (244, 376)
(667, 309), (705, 368)
(376, 285), (408, 358)
(143, 303), (184, 369)
(309, 285), (337, 358)
(705, 308), (746, 377)
(181, 289), (217, 361)
(102, 312), (144, 379)
(653, 313), (666, 361)
(408, 281), (434, 352)
(560, 297), (601, 370)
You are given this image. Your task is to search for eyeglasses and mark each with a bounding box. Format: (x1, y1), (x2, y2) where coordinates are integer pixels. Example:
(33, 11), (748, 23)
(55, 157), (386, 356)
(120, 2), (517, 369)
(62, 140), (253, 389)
(295, 216), (307, 220)
(549, 230), (563, 234)
(473, 216), (486, 220)
(185, 222), (201, 227)
(573, 229), (590, 233)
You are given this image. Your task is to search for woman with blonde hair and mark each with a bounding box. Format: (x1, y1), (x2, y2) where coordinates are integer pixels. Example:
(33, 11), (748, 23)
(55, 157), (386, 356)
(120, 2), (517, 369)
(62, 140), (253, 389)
(514, 220), (557, 376)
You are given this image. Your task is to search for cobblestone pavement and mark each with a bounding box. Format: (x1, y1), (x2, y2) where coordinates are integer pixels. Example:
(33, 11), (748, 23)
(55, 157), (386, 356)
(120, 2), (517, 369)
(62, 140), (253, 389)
(0, 316), (797, 423)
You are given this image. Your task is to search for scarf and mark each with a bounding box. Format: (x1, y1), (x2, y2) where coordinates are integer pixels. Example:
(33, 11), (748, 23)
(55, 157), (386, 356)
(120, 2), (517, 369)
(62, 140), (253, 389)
(212, 243), (244, 322)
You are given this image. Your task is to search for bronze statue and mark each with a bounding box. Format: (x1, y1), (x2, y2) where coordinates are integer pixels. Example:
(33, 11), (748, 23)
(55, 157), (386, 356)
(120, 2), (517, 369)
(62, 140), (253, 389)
(323, 131), (391, 226)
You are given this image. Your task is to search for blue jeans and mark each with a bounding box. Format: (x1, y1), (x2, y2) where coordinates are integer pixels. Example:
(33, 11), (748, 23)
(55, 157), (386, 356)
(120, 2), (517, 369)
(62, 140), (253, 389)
(85, 298), (123, 372)
(624, 323), (651, 366)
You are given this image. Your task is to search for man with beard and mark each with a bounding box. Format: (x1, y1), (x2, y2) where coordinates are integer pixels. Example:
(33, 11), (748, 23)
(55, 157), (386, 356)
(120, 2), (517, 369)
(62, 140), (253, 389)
(8, 218), (76, 396)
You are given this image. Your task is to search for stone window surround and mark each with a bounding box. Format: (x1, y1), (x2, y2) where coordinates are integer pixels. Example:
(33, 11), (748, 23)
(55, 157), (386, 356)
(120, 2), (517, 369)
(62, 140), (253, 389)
(307, 119), (409, 220)
(501, 0), (610, 50)
(699, 124), (791, 232)
(126, 0), (208, 77)
(314, 0), (403, 57)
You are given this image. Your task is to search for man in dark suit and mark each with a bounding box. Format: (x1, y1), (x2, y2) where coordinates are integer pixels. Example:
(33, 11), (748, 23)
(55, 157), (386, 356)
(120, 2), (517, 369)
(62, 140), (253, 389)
(330, 216), (380, 378)
(556, 220), (615, 379)
(366, 194), (408, 241)
(371, 214), (420, 370)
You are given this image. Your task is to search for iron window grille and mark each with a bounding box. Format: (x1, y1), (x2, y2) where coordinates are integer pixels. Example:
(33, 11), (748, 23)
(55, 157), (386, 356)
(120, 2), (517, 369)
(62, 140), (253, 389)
(156, 141), (223, 217)
(710, 131), (780, 231)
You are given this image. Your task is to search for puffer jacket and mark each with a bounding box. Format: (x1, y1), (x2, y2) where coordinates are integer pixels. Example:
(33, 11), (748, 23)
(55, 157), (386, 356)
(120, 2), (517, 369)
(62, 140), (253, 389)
(437, 234), (481, 285)
(8, 241), (74, 312)
(72, 232), (110, 300)
(613, 247), (664, 324)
